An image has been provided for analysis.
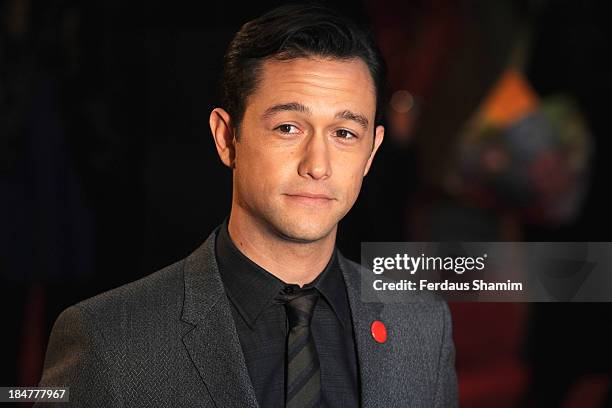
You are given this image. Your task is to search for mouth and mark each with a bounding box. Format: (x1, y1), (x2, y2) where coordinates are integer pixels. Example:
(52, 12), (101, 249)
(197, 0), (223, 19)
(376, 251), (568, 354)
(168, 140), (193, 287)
(283, 192), (335, 205)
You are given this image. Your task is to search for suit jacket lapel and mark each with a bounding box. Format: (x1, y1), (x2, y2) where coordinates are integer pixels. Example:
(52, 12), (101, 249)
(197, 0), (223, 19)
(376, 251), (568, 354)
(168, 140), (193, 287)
(339, 253), (429, 407)
(180, 228), (259, 408)
(339, 254), (388, 407)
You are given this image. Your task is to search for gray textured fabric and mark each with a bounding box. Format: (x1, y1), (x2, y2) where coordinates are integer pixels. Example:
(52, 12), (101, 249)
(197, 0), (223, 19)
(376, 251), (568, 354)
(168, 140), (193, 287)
(37, 226), (458, 407)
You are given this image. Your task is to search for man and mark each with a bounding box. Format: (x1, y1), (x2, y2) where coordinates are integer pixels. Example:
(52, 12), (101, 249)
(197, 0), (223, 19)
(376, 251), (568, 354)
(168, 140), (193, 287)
(38, 4), (457, 407)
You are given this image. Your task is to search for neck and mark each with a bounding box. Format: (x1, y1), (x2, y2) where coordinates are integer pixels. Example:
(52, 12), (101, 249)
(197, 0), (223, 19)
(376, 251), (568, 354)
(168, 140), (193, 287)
(227, 208), (336, 287)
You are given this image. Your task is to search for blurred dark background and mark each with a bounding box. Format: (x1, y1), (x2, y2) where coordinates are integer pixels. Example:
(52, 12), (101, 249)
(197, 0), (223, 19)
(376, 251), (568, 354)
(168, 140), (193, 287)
(1, 0), (611, 406)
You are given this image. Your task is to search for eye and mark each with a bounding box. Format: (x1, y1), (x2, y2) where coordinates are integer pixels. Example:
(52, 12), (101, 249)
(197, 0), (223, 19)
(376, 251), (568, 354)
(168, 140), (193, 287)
(275, 124), (300, 134)
(335, 129), (357, 139)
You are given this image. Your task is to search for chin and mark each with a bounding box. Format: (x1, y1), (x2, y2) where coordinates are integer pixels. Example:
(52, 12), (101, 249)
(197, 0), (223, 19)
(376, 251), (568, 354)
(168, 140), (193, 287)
(271, 217), (336, 243)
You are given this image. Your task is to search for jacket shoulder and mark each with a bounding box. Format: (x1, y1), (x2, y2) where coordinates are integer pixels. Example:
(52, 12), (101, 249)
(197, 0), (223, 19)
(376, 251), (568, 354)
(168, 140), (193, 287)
(40, 258), (193, 387)
(75, 259), (186, 322)
(58, 257), (194, 354)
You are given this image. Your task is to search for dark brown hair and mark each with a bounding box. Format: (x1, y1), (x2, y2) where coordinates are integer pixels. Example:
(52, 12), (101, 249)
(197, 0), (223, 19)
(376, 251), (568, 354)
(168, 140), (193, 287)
(221, 3), (386, 129)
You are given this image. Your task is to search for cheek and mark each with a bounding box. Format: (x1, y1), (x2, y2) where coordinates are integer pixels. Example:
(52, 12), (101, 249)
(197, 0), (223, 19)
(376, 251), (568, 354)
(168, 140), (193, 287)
(236, 143), (291, 194)
(234, 146), (262, 197)
(335, 161), (366, 204)
(348, 175), (364, 203)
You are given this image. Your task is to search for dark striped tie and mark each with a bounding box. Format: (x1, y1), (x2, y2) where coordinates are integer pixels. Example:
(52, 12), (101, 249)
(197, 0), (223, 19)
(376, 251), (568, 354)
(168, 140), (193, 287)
(282, 287), (321, 408)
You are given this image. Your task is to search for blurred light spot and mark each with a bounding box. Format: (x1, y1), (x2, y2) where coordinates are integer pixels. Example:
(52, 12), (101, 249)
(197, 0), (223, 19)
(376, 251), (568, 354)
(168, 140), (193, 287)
(390, 90), (414, 113)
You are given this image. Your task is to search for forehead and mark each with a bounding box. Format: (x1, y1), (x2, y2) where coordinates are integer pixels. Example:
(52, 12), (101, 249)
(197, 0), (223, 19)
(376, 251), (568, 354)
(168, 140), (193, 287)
(248, 57), (377, 117)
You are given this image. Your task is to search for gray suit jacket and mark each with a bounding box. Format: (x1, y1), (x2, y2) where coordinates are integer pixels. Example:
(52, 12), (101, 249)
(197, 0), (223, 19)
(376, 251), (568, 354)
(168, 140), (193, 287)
(37, 227), (458, 407)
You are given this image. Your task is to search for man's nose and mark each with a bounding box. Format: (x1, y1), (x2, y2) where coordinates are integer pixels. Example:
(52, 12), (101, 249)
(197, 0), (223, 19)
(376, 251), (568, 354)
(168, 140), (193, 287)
(297, 133), (332, 180)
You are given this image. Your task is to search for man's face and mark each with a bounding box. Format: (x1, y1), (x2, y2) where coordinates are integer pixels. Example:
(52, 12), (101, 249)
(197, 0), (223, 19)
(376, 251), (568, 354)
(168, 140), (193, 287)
(226, 57), (383, 243)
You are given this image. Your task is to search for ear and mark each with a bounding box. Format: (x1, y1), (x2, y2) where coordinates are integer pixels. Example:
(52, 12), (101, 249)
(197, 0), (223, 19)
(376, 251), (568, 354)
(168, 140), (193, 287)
(209, 107), (236, 169)
(363, 125), (385, 177)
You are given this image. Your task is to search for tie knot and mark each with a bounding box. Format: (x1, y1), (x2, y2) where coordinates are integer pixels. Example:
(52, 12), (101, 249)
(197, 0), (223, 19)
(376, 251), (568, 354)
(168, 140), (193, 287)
(279, 286), (320, 328)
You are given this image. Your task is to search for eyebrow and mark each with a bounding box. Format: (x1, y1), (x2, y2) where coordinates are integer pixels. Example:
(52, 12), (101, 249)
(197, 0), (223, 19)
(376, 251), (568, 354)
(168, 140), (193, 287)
(262, 102), (369, 130)
(262, 102), (311, 118)
(335, 110), (369, 130)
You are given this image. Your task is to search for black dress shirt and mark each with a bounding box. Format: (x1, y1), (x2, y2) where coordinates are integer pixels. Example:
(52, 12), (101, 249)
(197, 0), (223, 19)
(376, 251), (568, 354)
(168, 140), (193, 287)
(215, 220), (360, 407)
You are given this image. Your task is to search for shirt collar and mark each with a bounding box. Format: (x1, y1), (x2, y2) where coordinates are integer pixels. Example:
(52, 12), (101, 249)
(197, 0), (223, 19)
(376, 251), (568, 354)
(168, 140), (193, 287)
(215, 218), (350, 330)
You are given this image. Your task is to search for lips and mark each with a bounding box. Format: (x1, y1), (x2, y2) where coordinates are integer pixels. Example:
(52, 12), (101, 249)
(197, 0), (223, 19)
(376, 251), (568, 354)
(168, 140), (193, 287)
(287, 192), (333, 200)
(284, 192), (335, 205)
